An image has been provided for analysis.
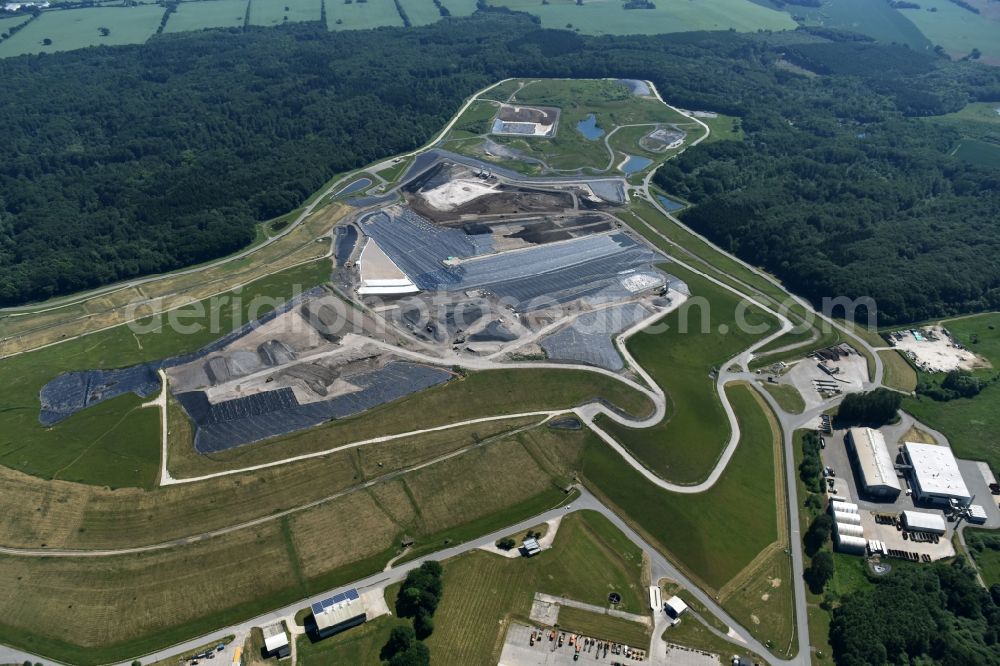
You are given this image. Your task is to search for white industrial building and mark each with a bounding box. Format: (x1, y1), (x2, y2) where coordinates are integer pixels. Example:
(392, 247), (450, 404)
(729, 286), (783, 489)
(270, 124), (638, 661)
(902, 442), (971, 506)
(261, 621), (290, 658)
(664, 595), (688, 619)
(902, 510), (947, 535)
(832, 510), (862, 526)
(835, 532), (867, 554)
(311, 589), (367, 639)
(846, 428), (901, 499)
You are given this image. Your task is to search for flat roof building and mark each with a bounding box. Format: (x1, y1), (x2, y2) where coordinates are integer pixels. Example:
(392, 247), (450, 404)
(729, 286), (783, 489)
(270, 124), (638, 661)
(902, 510), (947, 535)
(902, 442), (971, 506)
(522, 537), (541, 557)
(846, 428), (901, 499)
(665, 595), (688, 618)
(312, 589), (367, 639)
(648, 586), (662, 612)
(262, 622), (290, 658)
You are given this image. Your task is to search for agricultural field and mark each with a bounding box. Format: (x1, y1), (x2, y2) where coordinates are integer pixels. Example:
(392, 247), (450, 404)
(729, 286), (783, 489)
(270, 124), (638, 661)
(902, 312), (1000, 471)
(0, 260), (331, 489)
(249, 0), (323, 26)
(599, 263), (778, 485)
(954, 137), (1000, 169)
(899, 0), (1000, 63)
(163, 0), (249, 33)
(486, 0), (795, 36)
(0, 14), (30, 35)
(773, 0), (931, 50)
(396, 0), (442, 26)
(0, 5), (163, 57)
(582, 385), (795, 655)
(423, 510), (649, 665)
(326, 0), (403, 31)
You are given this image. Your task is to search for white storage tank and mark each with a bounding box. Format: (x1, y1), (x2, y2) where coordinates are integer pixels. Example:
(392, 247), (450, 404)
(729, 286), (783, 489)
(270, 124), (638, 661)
(835, 533), (867, 554)
(833, 510), (862, 525)
(835, 522), (864, 538)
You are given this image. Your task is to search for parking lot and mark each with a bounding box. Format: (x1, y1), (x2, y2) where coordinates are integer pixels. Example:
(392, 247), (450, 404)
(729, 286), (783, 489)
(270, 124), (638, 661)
(777, 349), (868, 411)
(499, 624), (650, 666)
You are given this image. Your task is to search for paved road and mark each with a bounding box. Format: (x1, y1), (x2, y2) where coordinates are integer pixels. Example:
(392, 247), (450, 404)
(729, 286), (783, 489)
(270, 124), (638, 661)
(0, 79), (895, 666)
(0, 488), (789, 666)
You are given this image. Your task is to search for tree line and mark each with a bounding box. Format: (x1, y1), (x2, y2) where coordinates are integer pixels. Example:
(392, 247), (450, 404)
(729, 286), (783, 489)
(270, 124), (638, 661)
(0, 15), (999, 321)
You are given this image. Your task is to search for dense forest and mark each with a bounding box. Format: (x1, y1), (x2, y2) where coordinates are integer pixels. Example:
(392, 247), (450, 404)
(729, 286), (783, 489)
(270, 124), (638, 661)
(1, 16), (999, 321)
(830, 560), (1000, 665)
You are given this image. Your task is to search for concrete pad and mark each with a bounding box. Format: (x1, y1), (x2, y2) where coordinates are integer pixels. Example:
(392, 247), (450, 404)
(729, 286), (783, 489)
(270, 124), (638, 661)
(499, 623), (649, 666)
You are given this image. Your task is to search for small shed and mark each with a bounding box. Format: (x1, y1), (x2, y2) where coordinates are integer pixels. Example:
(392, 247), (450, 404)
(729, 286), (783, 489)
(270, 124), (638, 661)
(522, 537), (542, 557)
(968, 505), (988, 524)
(664, 595), (688, 618)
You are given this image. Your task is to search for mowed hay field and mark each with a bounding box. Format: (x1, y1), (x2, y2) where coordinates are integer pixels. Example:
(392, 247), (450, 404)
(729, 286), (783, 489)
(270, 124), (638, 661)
(878, 349), (917, 393)
(0, 15), (30, 35)
(486, 0), (794, 35)
(326, 0), (403, 31)
(903, 312), (1000, 471)
(249, 0), (322, 26)
(0, 417), (537, 550)
(0, 423), (582, 663)
(0, 523), (297, 665)
(0, 261), (331, 489)
(425, 510), (649, 665)
(599, 263), (778, 484)
(0, 6), (163, 57)
(163, 0), (249, 33)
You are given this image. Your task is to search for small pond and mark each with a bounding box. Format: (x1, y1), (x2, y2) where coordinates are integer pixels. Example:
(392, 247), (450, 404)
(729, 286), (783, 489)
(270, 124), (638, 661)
(656, 195), (685, 212)
(576, 113), (604, 140)
(619, 155), (653, 174)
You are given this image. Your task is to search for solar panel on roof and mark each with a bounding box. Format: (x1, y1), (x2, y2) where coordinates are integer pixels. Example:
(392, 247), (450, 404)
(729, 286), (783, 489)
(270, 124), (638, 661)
(312, 588), (361, 615)
(311, 602), (323, 614)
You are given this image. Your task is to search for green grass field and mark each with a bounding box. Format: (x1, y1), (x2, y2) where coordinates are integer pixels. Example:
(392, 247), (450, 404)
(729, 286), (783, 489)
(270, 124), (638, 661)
(556, 606), (650, 648)
(879, 349), (917, 393)
(326, 0), (403, 30)
(438, 0), (477, 15)
(900, 1), (1000, 62)
(762, 382), (805, 414)
(587, 385), (779, 591)
(0, 5), (163, 56)
(249, 0), (322, 26)
(296, 615), (397, 665)
(0, 14), (31, 36)
(424, 510), (649, 664)
(780, 0), (932, 50)
(396, 0), (442, 25)
(599, 262), (778, 485)
(584, 385), (794, 653)
(164, 0), (249, 33)
(0, 261), (330, 488)
(488, 0), (794, 36)
(902, 312), (1000, 471)
(954, 137), (1000, 169)
(965, 528), (1000, 586)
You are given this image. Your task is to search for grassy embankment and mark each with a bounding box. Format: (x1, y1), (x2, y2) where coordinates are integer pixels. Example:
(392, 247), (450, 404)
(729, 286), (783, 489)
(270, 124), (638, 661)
(597, 262), (778, 484)
(585, 384), (797, 658)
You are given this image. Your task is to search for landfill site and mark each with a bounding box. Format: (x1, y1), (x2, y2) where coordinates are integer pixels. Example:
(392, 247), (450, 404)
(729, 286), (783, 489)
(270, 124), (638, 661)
(37, 152), (685, 455)
(345, 154), (686, 366)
